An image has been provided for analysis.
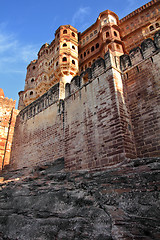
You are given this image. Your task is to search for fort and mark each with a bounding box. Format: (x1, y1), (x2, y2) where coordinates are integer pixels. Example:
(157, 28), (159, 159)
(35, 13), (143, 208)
(1, 0), (159, 171)
(0, 1), (160, 239)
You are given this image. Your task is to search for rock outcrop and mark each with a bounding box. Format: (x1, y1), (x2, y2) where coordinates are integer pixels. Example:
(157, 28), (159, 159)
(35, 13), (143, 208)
(0, 157), (160, 240)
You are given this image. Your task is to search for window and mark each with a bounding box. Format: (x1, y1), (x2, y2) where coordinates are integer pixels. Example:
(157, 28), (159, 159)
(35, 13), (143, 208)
(31, 78), (34, 83)
(57, 33), (60, 38)
(106, 32), (109, 37)
(89, 62), (91, 67)
(72, 60), (75, 65)
(96, 43), (99, 49)
(86, 36), (89, 41)
(150, 25), (154, 31)
(94, 30), (97, 34)
(156, 23), (160, 28)
(114, 31), (117, 37)
(116, 44), (120, 49)
(72, 45), (75, 50)
(63, 43), (67, 47)
(56, 61), (58, 66)
(57, 47), (59, 51)
(63, 30), (67, 34)
(33, 66), (35, 70)
(84, 52), (86, 57)
(81, 66), (83, 71)
(30, 91), (33, 96)
(87, 50), (90, 55)
(62, 57), (67, 62)
(83, 39), (85, 44)
(72, 32), (75, 37)
(46, 50), (48, 54)
(80, 54), (83, 59)
(85, 65), (87, 70)
(91, 46), (94, 52)
(90, 33), (93, 38)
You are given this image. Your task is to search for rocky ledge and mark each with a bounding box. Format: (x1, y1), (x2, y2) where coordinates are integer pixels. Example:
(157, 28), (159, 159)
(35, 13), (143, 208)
(0, 157), (160, 240)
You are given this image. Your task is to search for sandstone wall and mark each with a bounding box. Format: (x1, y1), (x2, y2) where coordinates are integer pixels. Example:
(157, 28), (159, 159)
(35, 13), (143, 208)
(64, 52), (136, 171)
(10, 51), (136, 171)
(0, 95), (18, 170)
(10, 84), (64, 169)
(120, 30), (160, 158)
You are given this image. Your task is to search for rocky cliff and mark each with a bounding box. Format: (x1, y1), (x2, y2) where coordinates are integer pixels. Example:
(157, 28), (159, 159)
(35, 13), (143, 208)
(0, 158), (160, 240)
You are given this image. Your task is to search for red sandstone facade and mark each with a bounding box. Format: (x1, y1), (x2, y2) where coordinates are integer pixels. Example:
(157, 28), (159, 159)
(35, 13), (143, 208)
(1, 0), (160, 171)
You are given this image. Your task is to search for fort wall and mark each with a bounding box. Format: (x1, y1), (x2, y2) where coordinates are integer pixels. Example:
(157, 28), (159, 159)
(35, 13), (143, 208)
(10, 51), (136, 171)
(0, 91), (19, 170)
(9, 31), (160, 171)
(10, 84), (64, 170)
(121, 30), (160, 158)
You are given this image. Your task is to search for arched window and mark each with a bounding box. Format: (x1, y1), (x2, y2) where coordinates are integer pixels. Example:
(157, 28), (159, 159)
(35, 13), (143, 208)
(87, 50), (90, 55)
(106, 32), (109, 37)
(91, 46), (94, 52)
(114, 31), (117, 37)
(62, 57), (67, 62)
(96, 43), (99, 49)
(33, 66), (35, 70)
(56, 61), (58, 66)
(156, 23), (160, 28)
(84, 52), (86, 57)
(63, 43), (67, 47)
(31, 78), (34, 83)
(72, 32), (75, 37)
(63, 30), (67, 34)
(72, 60), (75, 65)
(149, 25), (154, 31)
(80, 54), (83, 59)
(30, 91), (33, 96)
(89, 62), (91, 67)
(72, 45), (75, 50)
(81, 66), (83, 71)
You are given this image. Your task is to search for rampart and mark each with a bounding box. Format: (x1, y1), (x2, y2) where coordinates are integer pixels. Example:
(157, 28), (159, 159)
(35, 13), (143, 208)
(10, 31), (160, 171)
(0, 93), (19, 170)
(120, 30), (160, 158)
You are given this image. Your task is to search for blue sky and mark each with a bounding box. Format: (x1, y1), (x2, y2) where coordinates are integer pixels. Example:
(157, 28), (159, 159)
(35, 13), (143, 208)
(0, 0), (149, 108)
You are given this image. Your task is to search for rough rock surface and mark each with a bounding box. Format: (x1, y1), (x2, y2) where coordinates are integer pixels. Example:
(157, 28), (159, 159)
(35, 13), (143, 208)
(0, 158), (160, 240)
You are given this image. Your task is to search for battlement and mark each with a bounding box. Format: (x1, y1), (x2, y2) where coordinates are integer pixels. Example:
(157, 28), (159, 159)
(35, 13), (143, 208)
(120, 30), (160, 71)
(19, 83), (59, 121)
(120, 0), (159, 23)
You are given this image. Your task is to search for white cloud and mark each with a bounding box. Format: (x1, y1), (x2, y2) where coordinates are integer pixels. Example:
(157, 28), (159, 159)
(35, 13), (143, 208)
(71, 7), (91, 29)
(0, 23), (38, 73)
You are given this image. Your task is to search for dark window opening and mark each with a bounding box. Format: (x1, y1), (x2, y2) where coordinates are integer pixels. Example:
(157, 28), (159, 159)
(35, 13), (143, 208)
(156, 23), (160, 28)
(33, 66), (35, 70)
(114, 31), (117, 37)
(72, 60), (75, 65)
(87, 50), (90, 54)
(62, 57), (67, 62)
(63, 30), (67, 34)
(106, 32), (109, 37)
(80, 54), (83, 59)
(30, 91), (33, 95)
(91, 46), (94, 52)
(72, 45), (75, 50)
(31, 78), (34, 83)
(84, 52), (86, 57)
(72, 32), (75, 37)
(81, 66), (83, 71)
(56, 61), (58, 66)
(96, 43), (99, 49)
(149, 25), (154, 31)
(63, 43), (67, 47)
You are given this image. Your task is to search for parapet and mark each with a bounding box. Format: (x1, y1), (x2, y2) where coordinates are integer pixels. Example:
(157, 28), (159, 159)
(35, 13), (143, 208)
(0, 89), (16, 109)
(19, 83), (59, 121)
(120, 30), (160, 71)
